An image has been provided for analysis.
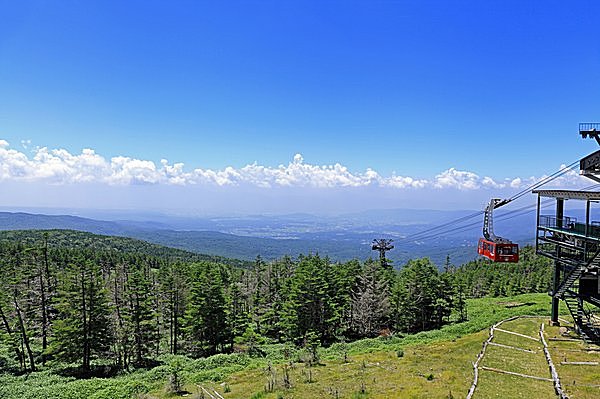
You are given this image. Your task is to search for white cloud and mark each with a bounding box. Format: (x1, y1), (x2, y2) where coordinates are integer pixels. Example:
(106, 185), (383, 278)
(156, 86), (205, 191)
(386, 174), (428, 189)
(109, 156), (160, 185)
(0, 139), (591, 191)
(481, 176), (504, 189)
(434, 168), (482, 190)
(542, 166), (589, 188)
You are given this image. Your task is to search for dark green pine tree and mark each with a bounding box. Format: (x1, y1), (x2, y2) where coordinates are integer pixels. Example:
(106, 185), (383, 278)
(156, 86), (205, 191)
(51, 258), (113, 371)
(280, 254), (332, 344)
(391, 258), (447, 333)
(454, 280), (468, 322)
(158, 261), (188, 355)
(110, 261), (133, 369)
(434, 272), (454, 326)
(1, 243), (38, 372)
(126, 264), (158, 365)
(327, 259), (361, 339)
(0, 244), (27, 371)
(227, 280), (250, 347)
(250, 255), (267, 334)
(184, 263), (230, 356)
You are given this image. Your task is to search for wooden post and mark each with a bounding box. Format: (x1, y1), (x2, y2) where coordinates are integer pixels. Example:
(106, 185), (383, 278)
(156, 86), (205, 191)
(540, 323), (569, 399)
(466, 315), (521, 399)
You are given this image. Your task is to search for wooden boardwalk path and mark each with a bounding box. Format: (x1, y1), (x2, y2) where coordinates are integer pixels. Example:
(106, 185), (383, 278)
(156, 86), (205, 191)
(466, 316), (568, 399)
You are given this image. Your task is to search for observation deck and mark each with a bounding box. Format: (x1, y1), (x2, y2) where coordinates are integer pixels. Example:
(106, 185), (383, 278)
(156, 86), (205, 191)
(533, 188), (600, 341)
(580, 122), (600, 138)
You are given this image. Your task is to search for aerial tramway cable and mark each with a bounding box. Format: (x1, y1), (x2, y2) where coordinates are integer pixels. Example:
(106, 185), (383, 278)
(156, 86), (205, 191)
(398, 160), (583, 244)
(418, 201), (554, 241)
(505, 160), (580, 203)
(416, 182), (600, 242)
(407, 183), (600, 243)
(401, 210), (485, 242)
(406, 182), (600, 261)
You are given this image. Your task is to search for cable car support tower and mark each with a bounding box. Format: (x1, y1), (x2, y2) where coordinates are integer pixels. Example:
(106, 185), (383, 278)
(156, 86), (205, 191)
(372, 238), (394, 269)
(534, 123), (600, 341)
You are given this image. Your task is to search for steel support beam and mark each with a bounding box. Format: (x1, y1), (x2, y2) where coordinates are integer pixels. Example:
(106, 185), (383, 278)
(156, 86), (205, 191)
(536, 194), (541, 253)
(551, 198), (564, 325)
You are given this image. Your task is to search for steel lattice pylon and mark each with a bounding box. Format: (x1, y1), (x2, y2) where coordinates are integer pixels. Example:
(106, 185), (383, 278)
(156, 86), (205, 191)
(372, 238), (394, 269)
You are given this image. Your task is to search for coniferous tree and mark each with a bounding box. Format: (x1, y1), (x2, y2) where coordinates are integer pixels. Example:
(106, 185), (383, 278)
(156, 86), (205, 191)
(435, 272), (454, 326)
(327, 259), (360, 339)
(227, 280), (250, 348)
(391, 258), (450, 333)
(0, 293), (25, 370)
(249, 255), (267, 334)
(31, 233), (55, 366)
(352, 259), (390, 337)
(280, 255), (333, 343)
(159, 261), (187, 355)
(184, 263), (229, 356)
(5, 244), (37, 371)
(127, 264), (157, 365)
(51, 258), (113, 371)
(110, 261), (131, 369)
(454, 281), (467, 322)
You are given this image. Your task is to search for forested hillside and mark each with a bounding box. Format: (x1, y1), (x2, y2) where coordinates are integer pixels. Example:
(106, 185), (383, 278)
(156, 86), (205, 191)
(0, 229), (553, 378)
(0, 230), (251, 268)
(453, 246), (553, 298)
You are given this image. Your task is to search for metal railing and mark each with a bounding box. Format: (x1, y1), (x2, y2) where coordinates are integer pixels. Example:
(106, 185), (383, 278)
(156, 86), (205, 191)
(539, 215), (576, 229)
(580, 122), (600, 133)
(539, 215), (600, 243)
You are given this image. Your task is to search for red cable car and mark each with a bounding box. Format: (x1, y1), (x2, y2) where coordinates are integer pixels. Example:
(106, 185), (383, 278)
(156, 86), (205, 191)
(478, 198), (519, 263)
(478, 238), (519, 263)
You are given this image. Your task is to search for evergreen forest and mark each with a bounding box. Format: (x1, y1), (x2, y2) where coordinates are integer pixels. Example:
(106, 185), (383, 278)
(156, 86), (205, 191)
(0, 230), (552, 378)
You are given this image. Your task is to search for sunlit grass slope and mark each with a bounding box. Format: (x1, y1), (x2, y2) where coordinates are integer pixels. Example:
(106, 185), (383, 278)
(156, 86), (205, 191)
(4, 293), (594, 399)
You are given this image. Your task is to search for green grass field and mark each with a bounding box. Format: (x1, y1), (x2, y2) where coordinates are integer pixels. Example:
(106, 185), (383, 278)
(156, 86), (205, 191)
(2, 293), (598, 399)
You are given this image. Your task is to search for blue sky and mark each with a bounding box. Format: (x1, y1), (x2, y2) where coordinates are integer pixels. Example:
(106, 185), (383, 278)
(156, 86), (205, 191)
(1, 1), (599, 214)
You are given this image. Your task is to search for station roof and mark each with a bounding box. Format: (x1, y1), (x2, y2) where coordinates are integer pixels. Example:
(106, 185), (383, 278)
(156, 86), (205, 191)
(532, 189), (600, 200)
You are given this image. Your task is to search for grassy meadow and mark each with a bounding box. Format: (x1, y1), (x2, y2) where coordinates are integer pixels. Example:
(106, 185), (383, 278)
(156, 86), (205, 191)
(3, 292), (597, 398)
(3, 292), (584, 399)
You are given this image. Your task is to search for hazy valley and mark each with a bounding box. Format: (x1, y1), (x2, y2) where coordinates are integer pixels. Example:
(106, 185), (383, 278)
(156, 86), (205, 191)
(0, 207), (536, 267)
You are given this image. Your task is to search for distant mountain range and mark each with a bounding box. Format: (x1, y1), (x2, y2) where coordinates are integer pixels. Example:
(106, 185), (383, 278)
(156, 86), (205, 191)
(0, 207), (540, 267)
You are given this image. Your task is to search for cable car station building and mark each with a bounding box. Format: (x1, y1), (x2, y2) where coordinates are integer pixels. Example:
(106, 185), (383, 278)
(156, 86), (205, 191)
(534, 124), (600, 341)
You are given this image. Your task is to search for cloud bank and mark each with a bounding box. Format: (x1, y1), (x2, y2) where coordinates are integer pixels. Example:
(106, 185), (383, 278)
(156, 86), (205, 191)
(0, 139), (587, 190)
